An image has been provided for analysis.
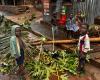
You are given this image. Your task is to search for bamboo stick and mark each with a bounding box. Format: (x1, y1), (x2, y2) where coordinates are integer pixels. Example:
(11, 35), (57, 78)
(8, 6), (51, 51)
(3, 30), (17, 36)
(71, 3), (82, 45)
(31, 37), (100, 46)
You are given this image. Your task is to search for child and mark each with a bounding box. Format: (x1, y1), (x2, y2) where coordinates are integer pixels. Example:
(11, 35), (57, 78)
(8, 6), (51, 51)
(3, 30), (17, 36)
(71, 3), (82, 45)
(77, 23), (90, 73)
(10, 25), (30, 80)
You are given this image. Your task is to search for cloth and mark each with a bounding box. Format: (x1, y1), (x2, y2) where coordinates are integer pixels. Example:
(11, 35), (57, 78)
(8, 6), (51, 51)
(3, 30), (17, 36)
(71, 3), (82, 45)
(59, 15), (67, 26)
(61, 6), (67, 15)
(66, 19), (79, 32)
(10, 25), (21, 58)
(66, 24), (79, 32)
(16, 48), (24, 65)
(78, 34), (90, 53)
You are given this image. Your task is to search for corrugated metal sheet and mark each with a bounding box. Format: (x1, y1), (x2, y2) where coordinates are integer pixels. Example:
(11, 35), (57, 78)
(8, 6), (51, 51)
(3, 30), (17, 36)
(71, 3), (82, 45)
(73, 0), (100, 24)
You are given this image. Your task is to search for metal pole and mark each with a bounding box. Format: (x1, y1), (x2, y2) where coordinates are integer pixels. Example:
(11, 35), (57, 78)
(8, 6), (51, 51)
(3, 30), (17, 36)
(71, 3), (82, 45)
(13, 0), (15, 6)
(1, 0), (5, 5)
(52, 26), (55, 51)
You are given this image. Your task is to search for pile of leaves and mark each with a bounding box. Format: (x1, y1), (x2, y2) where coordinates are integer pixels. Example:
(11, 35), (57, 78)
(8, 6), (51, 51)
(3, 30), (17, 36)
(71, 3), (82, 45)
(25, 49), (78, 80)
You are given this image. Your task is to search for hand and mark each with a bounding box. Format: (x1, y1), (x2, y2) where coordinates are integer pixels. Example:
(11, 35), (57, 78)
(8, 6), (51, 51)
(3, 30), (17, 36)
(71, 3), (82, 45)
(90, 49), (93, 51)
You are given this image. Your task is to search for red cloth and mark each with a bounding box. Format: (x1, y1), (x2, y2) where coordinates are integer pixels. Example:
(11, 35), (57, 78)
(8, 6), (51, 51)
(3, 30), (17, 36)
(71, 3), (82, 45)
(80, 36), (86, 54)
(58, 15), (67, 26)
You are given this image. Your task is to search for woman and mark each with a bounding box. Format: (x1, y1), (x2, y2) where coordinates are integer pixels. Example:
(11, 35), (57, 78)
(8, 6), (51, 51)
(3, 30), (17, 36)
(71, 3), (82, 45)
(10, 25), (30, 80)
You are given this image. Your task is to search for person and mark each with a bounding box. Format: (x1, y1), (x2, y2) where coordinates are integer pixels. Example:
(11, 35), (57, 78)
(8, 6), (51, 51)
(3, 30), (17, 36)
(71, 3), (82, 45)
(74, 16), (84, 38)
(10, 25), (30, 80)
(77, 23), (90, 73)
(66, 14), (79, 38)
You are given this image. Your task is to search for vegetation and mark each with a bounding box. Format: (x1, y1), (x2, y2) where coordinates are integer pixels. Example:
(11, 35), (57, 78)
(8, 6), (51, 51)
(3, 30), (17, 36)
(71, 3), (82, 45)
(25, 48), (78, 80)
(89, 24), (100, 37)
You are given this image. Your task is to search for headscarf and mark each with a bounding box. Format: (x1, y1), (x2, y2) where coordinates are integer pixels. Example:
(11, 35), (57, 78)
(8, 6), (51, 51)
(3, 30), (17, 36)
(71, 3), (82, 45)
(10, 25), (21, 58)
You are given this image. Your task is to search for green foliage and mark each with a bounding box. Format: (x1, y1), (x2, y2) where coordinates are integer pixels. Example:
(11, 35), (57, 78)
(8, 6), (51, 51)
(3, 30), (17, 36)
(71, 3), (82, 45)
(60, 75), (68, 80)
(25, 49), (78, 80)
(21, 13), (36, 29)
(40, 35), (47, 42)
(89, 25), (100, 37)
(0, 53), (15, 74)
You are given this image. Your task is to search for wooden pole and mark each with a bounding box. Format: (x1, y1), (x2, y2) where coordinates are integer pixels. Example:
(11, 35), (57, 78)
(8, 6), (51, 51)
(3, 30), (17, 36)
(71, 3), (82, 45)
(31, 37), (100, 46)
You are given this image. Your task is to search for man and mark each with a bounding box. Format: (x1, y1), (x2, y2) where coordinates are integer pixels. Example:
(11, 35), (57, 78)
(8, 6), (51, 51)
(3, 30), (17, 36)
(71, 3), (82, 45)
(77, 23), (90, 73)
(10, 25), (30, 80)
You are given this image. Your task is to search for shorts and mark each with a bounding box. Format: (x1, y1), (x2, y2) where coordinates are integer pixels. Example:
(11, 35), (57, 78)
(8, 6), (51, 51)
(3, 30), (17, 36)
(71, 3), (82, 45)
(16, 49), (24, 66)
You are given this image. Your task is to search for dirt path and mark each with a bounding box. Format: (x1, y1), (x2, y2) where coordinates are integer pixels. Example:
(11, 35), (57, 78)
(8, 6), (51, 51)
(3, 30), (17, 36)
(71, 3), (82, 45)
(85, 63), (100, 80)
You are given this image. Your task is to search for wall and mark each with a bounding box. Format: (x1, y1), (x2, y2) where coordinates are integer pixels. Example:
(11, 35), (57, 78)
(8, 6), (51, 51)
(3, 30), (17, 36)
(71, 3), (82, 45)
(73, 0), (100, 24)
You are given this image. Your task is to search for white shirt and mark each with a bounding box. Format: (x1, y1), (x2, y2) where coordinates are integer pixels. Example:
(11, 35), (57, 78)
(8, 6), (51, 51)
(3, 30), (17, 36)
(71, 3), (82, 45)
(78, 34), (90, 53)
